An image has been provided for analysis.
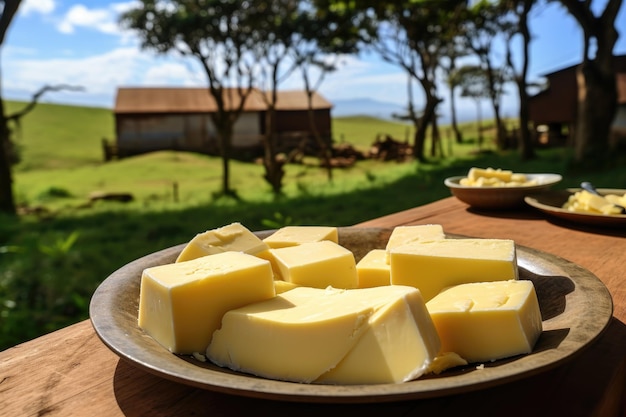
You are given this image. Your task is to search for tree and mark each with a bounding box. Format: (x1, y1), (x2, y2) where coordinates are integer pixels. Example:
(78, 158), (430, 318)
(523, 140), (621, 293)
(442, 40), (469, 145)
(251, 1), (301, 195)
(121, 0), (261, 198)
(296, 1), (376, 179)
(455, 64), (492, 149)
(556, 0), (623, 167)
(0, 0), (21, 214)
(501, 0), (536, 160)
(362, 1), (468, 162)
(461, 1), (510, 150)
(0, 2), (83, 215)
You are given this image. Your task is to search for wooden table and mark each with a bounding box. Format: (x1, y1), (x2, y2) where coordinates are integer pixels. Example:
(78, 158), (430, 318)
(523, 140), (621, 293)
(2, 197), (626, 417)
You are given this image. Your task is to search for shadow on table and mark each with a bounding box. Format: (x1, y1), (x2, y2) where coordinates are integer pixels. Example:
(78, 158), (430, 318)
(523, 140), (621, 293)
(465, 206), (626, 238)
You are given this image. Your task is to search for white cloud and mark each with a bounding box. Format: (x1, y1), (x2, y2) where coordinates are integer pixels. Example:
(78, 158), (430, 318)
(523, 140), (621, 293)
(19, 0), (56, 16)
(57, 4), (121, 35)
(6, 47), (141, 94)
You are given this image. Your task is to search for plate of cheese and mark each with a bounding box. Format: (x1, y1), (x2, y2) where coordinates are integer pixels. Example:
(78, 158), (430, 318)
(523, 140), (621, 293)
(89, 225), (612, 403)
(525, 188), (626, 228)
(445, 167), (562, 209)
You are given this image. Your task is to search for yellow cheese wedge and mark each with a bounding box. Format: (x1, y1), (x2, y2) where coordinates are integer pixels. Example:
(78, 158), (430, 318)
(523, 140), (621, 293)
(426, 280), (542, 363)
(356, 249), (390, 288)
(263, 226), (338, 248)
(269, 240), (357, 289)
(206, 286), (441, 384)
(138, 251), (275, 354)
(389, 238), (518, 301)
(385, 224), (445, 263)
(175, 222), (270, 263)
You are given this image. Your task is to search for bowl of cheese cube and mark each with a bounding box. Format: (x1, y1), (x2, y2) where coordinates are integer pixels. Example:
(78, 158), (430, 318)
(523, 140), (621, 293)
(445, 167), (562, 209)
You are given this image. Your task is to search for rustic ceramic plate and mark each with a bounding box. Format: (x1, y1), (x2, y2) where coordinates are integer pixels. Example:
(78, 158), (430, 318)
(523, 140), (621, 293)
(89, 227), (612, 403)
(445, 173), (562, 209)
(525, 188), (626, 228)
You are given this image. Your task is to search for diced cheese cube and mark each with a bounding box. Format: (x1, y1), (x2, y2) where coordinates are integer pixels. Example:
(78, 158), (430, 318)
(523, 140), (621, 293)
(385, 224), (445, 263)
(206, 286), (441, 384)
(263, 226), (338, 279)
(138, 251), (275, 354)
(269, 240), (357, 289)
(426, 280), (543, 363)
(175, 222), (270, 263)
(356, 249), (390, 288)
(389, 238), (518, 301)
(263, 226), (338, 248)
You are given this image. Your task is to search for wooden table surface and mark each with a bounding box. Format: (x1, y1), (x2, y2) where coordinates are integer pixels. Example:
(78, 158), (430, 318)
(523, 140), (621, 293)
(2, 196), (626, 417)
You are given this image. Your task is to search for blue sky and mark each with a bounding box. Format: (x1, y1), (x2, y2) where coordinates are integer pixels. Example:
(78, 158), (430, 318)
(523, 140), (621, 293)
(3, 0), (626, 122)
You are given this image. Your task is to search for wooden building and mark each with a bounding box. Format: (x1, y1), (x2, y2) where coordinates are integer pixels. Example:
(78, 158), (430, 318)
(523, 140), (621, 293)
(108, 87), (333, 159)
(528, 55), (626, 145)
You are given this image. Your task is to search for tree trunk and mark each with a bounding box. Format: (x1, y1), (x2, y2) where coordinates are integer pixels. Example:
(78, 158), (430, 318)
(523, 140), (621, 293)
(508, 0), (535, 161)
(449, 86), (463, 144)
(574, 60), (617, 165)
(216, 121), (234, 197)
(0, 101), (16, 215)
(413, 78), (440, 161)
(260, 100), (285, 196)
(558, 0), (622, 167)
(306, 94), (333, 182)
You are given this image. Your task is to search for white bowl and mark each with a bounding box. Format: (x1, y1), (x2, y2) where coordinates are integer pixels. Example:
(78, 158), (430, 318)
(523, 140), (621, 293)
(444, 173), (563, 209)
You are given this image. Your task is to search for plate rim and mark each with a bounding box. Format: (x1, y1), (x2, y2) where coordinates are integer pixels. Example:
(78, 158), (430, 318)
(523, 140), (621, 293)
(89, 227), (613, 403)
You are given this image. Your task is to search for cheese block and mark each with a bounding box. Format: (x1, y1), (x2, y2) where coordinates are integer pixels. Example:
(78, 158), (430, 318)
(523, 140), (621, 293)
(390, 238), (518, 301)
(426, 280), (542, 363)
(138, 251), (275, 354)
(269, 240), (357, 289)
(356, 249), (390, 288)
(206, 286), (441, 384)
(263, 226), (338, 279)
(263, 226), (338, 248)
(175, 222), (270, 263)
(385, 224), (445, 263)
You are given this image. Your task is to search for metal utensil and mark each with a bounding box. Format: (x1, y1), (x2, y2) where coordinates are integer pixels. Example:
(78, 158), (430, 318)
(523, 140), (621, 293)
(580, 182), (626, 214)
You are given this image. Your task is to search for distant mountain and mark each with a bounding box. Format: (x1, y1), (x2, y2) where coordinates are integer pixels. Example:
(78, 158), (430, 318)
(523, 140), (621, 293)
(330, 98), (407, 121)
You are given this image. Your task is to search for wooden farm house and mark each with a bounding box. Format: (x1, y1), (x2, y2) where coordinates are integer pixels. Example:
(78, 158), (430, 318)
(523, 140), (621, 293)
(105, 87), (333, 160)
(528, 55), (626, 146)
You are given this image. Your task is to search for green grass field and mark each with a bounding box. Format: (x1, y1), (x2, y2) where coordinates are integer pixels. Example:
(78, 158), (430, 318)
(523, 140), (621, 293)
(1, 99), (625, 350)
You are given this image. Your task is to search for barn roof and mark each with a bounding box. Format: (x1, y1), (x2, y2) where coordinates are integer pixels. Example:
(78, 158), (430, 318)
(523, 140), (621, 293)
(114, 87), (333, 114)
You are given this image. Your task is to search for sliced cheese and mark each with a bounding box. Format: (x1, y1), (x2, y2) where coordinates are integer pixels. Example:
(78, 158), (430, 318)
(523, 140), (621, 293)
(263, 226), (338, 248)
(175, 222), (270, 263)
(390, 238), (518, 301)
(206, 286), (441, 384)
(138, 251), (275, 354)
(426, 280), (542, 363)
(269, 240), (357, 289)
(356, 249), (390, 288)
(385, 224), (445, 263)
